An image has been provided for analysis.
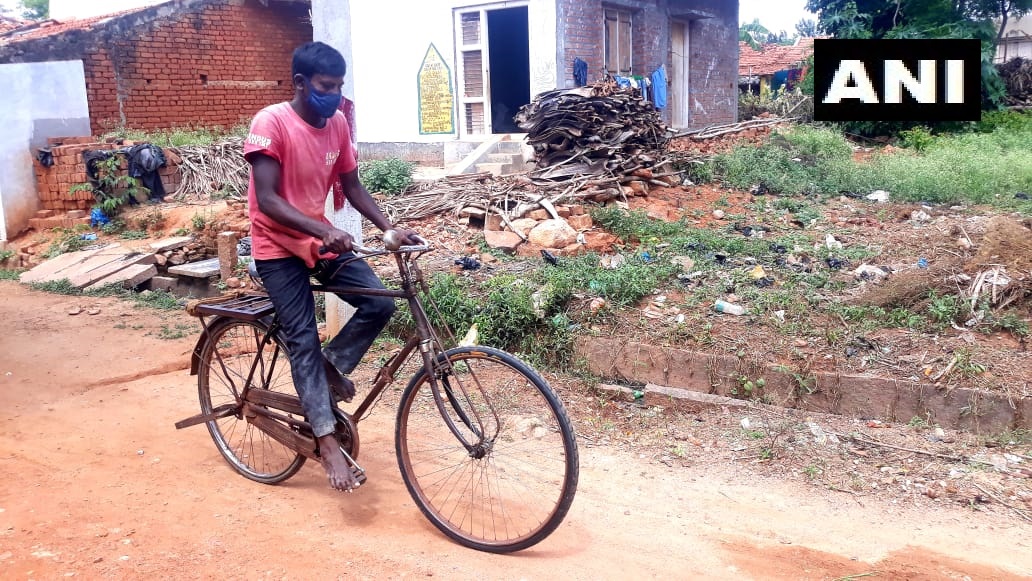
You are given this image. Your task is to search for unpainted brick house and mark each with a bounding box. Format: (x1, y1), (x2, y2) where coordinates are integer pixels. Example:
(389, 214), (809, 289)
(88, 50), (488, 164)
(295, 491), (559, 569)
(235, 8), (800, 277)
(324, 0), (738, 164)
(0, 0), (312, 134)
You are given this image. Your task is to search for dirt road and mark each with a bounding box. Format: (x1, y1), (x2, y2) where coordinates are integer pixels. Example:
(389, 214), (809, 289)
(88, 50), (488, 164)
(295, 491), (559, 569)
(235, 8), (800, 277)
(1, 280), (1030, 580)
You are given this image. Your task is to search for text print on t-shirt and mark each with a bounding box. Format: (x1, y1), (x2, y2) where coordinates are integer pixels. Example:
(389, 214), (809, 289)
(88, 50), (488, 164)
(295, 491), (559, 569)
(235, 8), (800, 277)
(325, 151), (340, 167)
(247, 133), (272, 148)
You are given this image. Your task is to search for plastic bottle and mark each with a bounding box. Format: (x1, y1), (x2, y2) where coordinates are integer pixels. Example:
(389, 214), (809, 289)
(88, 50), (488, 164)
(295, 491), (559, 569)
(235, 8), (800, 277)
(714, 300), (746, 316)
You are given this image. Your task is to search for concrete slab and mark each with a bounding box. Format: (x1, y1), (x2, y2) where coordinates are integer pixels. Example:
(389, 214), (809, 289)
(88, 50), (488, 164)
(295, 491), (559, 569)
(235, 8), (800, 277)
(63, 249), (154, 288)
(18, 244), (116, 284)
(85, 263), (157, 292)
(150, 236), (194, 252)
(577, 337), (1028, 433)
(168, 258), (220, 278)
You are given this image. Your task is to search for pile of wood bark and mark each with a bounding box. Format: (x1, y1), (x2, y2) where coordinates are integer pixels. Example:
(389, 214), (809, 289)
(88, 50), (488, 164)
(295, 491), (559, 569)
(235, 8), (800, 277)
(997, 57), (1032, 107)
(514, 77), (670, 181)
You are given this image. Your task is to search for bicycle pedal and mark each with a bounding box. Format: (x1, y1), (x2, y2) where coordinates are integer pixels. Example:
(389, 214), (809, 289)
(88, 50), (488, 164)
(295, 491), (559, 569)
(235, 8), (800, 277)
(340, 448), (367, 486)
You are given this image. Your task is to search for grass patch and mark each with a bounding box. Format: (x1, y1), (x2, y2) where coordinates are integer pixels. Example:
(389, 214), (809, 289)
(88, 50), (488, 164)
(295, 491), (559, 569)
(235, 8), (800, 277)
(0, 269), (23, 281)
(714, 119), (1032, 210)
(44, 227), (94, 258)
(28, 279), (184, 310)
(102, 124), (248, 147)
(29, 279), (81, 295)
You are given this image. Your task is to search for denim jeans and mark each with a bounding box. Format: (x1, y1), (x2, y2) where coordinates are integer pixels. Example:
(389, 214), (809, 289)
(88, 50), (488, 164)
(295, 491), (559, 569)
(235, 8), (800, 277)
(255, 254), (396, 437)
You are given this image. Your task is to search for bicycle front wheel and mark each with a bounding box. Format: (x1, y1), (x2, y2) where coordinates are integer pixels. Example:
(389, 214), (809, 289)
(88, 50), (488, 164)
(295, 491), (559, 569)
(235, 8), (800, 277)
(198, 318), (306, 484)
(396, 346), (578, 553)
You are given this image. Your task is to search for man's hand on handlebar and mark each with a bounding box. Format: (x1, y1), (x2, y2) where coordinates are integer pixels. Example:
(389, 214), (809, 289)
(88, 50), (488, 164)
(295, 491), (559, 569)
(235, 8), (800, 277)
(321, 228), (355, 255)
(390, 227), (421, 247)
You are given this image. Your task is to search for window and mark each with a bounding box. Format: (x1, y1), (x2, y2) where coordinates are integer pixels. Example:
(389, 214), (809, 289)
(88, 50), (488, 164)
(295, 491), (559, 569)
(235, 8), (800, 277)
(604, 9), (632, 75)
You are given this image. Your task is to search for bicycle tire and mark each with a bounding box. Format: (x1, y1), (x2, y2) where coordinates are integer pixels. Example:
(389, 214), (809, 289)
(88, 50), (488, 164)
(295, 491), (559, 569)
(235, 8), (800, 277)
(395, 346), (579, 553)
(198, 317), (306, 484)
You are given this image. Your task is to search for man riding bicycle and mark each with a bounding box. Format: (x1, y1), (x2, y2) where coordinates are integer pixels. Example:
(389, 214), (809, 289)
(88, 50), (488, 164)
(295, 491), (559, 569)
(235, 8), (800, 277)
(244, 42), (418, 492)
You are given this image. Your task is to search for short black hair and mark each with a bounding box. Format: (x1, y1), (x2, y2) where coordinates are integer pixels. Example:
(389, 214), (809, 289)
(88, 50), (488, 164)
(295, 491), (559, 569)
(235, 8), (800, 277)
(292, 41), (347, 78)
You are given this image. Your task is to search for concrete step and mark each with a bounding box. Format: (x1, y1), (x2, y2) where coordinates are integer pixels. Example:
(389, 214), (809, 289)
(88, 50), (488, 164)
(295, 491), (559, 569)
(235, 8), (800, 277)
(486, 152), (520, 164)
(475, 162), (523, 177)
(494, 140), (523, 154)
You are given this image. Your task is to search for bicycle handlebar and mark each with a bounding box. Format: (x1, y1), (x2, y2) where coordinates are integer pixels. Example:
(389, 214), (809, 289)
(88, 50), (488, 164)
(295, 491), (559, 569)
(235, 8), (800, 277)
(319, 232), (432, 257)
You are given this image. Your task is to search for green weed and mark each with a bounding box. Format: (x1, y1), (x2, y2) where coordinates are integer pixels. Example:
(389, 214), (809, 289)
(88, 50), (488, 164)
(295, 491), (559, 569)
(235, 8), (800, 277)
(359, 158), (414, 195)
(29, 279), (80, 295)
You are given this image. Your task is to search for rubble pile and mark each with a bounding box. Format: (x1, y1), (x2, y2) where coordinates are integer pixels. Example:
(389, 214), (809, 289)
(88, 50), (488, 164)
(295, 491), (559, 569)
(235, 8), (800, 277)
(514, 77), (670, 181)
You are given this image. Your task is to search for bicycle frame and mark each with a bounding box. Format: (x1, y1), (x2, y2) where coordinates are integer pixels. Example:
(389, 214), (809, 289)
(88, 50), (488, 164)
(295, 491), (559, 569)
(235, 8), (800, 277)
(180, 244), (501, 455)
(312, 249), (500, 451)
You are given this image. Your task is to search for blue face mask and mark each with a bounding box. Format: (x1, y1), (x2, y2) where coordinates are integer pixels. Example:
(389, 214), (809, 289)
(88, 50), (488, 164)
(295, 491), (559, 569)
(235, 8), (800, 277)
(305, 78), (342, 118)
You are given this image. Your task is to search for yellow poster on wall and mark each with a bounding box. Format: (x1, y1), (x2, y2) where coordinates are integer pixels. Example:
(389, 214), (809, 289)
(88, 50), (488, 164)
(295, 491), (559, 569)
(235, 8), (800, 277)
(418, 44), (455, 135)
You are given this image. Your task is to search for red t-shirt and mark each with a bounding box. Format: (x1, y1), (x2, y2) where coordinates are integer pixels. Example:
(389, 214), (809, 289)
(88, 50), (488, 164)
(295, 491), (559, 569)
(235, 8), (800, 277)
(244, 102), (358, 267)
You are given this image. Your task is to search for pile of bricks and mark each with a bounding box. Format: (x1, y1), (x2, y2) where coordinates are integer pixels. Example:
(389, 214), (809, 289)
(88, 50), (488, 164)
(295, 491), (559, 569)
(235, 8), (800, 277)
(34, 137), (115, 213)
(30, 136), (182, 230)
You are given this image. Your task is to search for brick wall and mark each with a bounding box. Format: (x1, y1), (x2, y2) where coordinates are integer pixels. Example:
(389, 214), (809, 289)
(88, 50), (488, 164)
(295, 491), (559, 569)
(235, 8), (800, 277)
(1, 0), (311, 134)
(557, 0), (737, 127)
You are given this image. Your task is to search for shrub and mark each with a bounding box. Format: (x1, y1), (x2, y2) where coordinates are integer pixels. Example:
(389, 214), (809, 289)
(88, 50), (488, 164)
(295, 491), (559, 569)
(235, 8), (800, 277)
(359, 158), (414, 195)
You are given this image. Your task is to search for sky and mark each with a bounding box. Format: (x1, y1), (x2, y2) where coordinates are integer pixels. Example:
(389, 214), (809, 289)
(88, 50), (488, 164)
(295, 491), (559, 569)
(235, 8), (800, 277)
(739, 0), (817, 35)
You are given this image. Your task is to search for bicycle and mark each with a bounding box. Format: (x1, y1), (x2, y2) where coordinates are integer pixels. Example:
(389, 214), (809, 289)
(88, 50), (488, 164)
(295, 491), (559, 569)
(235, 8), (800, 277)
(174, 232), (579, 553)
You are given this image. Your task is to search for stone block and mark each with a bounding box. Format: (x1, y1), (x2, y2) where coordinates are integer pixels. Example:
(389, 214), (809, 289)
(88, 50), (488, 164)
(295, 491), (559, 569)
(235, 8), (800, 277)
(18, 245), (115, 284)
(62, 248), (154, 288)
(483, 231), (523, 254)
(168, 258), (221, 278)
(85, 263), (157, 292)
(485, 213), (504, 232)
(217, 232), (238, 280)
(508, 218), (538, 237)
(66, 210), (87, 219)
(527, 209), (550, 221)
(528, 219), (577, 248)
(567, 215), (593, 231)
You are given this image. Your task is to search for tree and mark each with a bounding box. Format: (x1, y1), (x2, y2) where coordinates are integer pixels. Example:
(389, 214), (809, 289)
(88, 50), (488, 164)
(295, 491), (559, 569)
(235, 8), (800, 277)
(796, 17), (820, 37)
(19, 0), (49, 20)
(739, 18), (772, 50)
(804, 0), (1030, 108)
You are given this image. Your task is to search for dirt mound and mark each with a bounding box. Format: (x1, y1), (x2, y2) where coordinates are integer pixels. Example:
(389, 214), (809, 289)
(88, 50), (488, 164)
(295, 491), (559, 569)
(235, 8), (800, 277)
(858, 217), (1032, 313)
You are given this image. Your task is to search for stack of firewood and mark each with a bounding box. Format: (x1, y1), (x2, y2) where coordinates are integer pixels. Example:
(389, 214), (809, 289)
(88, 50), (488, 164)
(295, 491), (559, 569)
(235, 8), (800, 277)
(997, 57), (1032, 107)
(514, 77), (670, 181)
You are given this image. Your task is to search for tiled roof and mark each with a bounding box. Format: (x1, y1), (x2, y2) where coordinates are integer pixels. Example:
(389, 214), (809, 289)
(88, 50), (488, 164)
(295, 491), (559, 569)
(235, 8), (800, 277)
(0, 4), (167, 43)
(0, 15), (29, 34)
(739, 37), (815, 77)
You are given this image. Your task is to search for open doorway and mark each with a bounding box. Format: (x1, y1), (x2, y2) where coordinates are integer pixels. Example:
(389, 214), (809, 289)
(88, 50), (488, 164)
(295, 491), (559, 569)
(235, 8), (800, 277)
(487, 6), (530, 133)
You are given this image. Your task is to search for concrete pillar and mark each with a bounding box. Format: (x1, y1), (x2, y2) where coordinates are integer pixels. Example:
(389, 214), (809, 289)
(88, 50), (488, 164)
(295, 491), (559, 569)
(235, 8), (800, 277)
(313, 0), (362, 336)
(217, 231), (238, 281)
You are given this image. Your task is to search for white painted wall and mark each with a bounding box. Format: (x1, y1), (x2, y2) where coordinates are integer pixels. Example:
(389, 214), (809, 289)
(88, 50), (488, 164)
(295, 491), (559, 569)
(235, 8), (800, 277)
(0, 60), (91, 241)
(340, 0), (558, 144)
(49, 0), (167, 20)
(996, 15), (1032, 62)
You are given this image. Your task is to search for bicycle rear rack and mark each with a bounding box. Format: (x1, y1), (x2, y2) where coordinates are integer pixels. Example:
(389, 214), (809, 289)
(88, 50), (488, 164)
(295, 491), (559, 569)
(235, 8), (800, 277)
(193, 293), (276, 321)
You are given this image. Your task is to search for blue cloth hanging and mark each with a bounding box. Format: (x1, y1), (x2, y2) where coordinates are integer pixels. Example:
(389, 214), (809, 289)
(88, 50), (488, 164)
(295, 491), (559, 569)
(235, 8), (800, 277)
(651, 65), (668, 110)
(573, 58), (588, 87)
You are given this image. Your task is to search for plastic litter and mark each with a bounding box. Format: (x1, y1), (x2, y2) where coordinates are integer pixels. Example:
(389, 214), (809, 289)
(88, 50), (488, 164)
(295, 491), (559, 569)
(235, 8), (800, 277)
(454, 256), (481, 270)
(89, 208), (109, 228)
(917, 257), (929, 269)
(866, 190), (890, 203)
(80, 233), (98, 241)
(713, 300), (746, 315)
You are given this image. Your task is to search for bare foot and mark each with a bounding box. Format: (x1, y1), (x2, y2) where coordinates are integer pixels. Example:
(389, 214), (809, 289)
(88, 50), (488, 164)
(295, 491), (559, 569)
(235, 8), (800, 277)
(323, 358), (355, 402)
(317, 434), (358, 492)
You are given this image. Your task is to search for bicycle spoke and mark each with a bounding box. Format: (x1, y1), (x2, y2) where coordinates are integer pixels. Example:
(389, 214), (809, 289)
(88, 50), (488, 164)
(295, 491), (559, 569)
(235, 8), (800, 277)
(397, 347), (577, 552)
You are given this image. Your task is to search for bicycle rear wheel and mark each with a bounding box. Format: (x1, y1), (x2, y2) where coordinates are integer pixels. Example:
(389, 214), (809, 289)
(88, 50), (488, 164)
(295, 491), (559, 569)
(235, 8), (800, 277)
(396, 346), (578, 553)
(198, 318), (306, 484)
